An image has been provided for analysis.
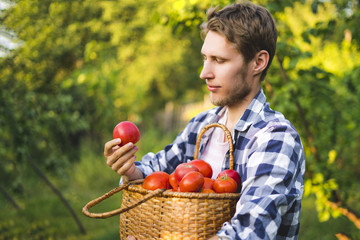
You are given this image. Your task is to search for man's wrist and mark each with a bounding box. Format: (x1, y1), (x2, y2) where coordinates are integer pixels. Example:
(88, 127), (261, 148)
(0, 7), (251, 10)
(125, 166), (143, 180)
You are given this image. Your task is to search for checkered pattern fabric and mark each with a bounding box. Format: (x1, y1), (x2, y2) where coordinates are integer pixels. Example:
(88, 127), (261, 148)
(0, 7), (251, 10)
(135, 88), (305, 239)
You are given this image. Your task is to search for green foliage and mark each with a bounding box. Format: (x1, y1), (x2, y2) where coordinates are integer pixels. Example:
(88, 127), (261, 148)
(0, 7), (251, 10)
(0, 0), (205, 192)
(1, 140), (359, 239)
(266, 0), (360, 221)
(300, 196), (360, 240)
(0, 0), (360, 237)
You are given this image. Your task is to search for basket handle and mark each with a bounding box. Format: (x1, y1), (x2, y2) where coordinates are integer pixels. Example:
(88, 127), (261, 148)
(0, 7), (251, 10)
(82, 180), (165, 219)
(194, 123), (234, 170)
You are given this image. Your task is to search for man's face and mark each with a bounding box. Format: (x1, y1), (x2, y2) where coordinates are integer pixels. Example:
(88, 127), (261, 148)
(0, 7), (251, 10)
(200, 31), (253, 107)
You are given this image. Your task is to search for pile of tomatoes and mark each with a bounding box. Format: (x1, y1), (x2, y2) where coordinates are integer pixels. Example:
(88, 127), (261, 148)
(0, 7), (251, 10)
(142, 159), (241, 194)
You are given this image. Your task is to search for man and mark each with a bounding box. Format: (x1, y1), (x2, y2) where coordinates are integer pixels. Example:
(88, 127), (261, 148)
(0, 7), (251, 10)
(104, 2), (305, 239)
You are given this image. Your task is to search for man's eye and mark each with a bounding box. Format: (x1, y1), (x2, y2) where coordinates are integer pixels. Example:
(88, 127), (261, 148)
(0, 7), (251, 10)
(216, 58), (225, 63)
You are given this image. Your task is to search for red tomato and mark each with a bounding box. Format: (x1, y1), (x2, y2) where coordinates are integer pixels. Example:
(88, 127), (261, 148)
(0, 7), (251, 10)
(213, 175), (238, 193)
(113, 121), (140, 146)
(169, 172), (179, 190)
(142, 171), (170, 191)
(201, 188), (215, 193)
(217, 169), (242, 191)
(201, 177), (214, 190)
(179, 171), (204, 192)
(174, 163), (199, 183)
(189, 159), (213, 178)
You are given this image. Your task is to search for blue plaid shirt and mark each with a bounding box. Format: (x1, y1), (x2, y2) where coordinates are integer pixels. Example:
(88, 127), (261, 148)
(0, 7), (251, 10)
(135, 88), (305, 239)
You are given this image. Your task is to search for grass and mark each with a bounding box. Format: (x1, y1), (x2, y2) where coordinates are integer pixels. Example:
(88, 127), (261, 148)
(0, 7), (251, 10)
(0, 142), (121, 240)
(1, 131), (359, 239)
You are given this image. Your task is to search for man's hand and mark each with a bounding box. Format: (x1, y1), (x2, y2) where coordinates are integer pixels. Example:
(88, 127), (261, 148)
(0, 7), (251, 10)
(104, 138), (140, 179)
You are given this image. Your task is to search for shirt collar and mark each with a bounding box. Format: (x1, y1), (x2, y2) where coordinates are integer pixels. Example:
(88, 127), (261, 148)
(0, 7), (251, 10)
(205, 105), (226, 125)
(197, 106), (226, 140)
(200, 88), (266, 134)
(234, 88), (266, 132)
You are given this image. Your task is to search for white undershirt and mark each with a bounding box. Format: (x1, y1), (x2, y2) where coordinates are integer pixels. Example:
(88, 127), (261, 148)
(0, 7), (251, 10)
(200, 108), (230, 179)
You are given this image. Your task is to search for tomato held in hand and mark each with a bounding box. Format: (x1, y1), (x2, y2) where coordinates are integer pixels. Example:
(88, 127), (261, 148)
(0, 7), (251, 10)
(179, 171), (204, 192)
(174, 163), (199, 183)
(217, 169), (242, 191)
(189, 159), (213, 178)
(142, 171), (170, 191)
(113, 121), (140, 146)
(213, 175), (238, 193)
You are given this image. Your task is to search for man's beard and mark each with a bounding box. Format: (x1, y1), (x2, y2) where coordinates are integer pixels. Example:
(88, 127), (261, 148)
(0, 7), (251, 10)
(210, 84), (251, 107)
(210, 66), (251, 107)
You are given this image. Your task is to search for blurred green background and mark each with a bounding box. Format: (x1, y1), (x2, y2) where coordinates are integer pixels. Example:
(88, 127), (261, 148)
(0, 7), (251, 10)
(0, 0), (359, 239)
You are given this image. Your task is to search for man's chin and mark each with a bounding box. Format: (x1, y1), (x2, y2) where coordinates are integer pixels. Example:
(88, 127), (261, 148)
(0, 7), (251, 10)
(210, 95), (227, 107)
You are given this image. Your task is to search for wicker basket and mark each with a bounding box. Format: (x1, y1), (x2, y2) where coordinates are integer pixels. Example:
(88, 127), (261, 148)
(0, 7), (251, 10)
(82, 123), (240, 240)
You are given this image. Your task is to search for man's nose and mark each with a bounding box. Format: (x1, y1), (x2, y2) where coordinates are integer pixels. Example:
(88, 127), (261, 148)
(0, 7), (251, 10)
(200, 61), (214, 80)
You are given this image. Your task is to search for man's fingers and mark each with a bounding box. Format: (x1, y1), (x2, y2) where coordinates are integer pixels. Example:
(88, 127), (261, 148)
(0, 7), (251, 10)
(104, 138), (121, 157)
(106, 143), (138, 174)
(110, 145), (138, 170)
(116, 155), (137, 175)
(107, 142), (135, 164)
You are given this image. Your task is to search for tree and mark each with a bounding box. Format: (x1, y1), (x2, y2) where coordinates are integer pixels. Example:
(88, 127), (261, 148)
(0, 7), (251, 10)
(0, 0), (205, 195)
(1, 0), (359, 238)
(265, 0), (360, 235)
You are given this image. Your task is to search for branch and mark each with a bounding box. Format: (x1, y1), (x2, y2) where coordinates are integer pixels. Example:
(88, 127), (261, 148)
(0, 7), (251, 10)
(0, 184), (21, 210)
(327, 200), (360, 230)
(25, 152), (86, 235)
(276, 54), (360, 231)
(335, 233), (351, 240)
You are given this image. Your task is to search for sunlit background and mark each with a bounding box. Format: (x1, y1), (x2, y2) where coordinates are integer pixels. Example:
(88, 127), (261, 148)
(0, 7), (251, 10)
(1, 0), (359, 239)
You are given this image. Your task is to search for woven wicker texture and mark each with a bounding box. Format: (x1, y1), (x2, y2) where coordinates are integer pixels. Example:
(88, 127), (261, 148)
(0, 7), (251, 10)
(119, 123), (239, 239)
(82, 123), (240, 240)
(120, 183), (239, 239)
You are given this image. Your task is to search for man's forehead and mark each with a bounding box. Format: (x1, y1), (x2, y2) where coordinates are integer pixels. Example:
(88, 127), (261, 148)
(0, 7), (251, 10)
(201, 31), (238, 56)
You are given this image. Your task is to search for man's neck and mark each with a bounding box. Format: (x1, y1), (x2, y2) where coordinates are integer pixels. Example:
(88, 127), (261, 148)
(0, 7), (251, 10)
(225, 86), (260, 133)
(225, 104), (247, 134)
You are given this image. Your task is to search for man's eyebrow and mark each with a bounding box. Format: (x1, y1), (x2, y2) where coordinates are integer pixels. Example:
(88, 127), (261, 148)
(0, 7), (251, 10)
(202, 53), (228, 60)
(201, 52), (217, 57)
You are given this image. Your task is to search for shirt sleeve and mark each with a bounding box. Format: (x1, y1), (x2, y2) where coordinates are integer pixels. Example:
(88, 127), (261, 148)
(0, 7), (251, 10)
(217, 123), (305, 240)
(134, 120), (196, 177)
(132, 107), (220, 178)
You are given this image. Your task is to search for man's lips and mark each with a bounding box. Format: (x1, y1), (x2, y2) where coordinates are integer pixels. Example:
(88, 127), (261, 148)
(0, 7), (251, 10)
(207, 84), (221, 92)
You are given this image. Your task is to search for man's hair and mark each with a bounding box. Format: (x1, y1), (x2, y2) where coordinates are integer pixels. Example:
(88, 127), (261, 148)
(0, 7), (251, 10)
(201, 2), (278, 81)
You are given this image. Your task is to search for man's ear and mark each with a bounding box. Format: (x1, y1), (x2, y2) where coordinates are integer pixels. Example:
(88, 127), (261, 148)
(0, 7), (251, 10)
(253, 50), (269, 76)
